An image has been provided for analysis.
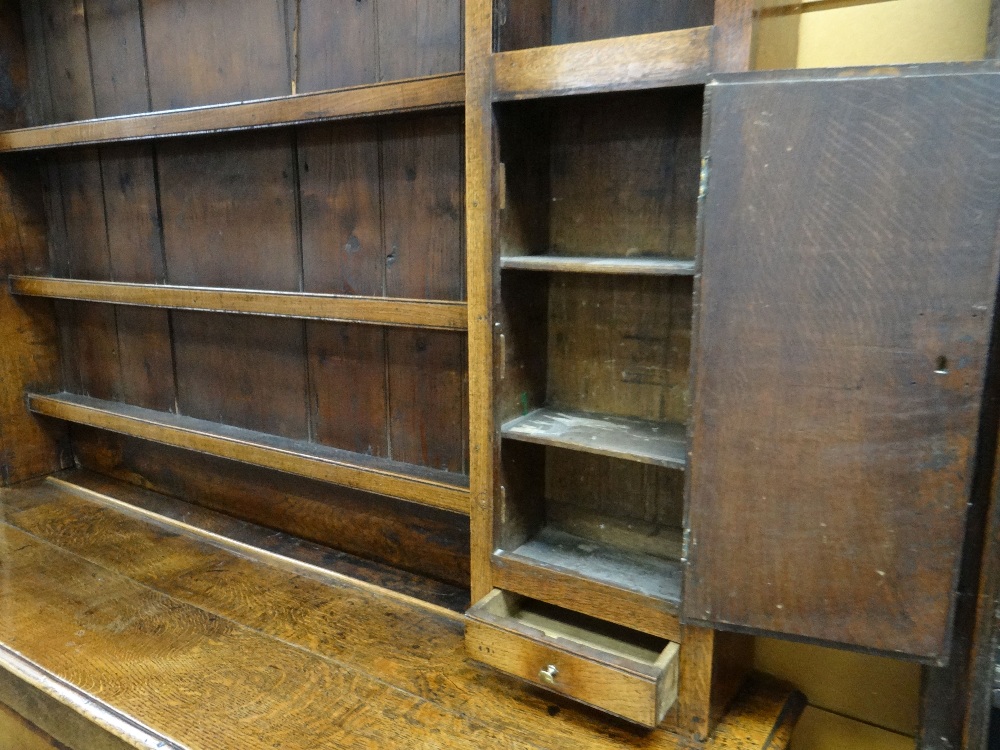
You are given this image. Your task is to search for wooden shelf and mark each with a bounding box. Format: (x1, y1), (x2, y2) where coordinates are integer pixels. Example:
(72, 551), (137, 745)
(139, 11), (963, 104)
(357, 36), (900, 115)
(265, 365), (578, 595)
(493, 527), (682, 641)
(0, 73), (465, 153)
(10, 277), (467, 331)
(502, 408), (687, 469)
(28, 393), (470, 514)
(500, 256), (697, 276)
(491, 27), (711, 101)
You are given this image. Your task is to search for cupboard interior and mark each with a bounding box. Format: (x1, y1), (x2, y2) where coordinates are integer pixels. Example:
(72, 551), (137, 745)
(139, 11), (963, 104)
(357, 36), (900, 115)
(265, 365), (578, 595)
(495, 0), (715, 52)
(493, 87), (700, 610)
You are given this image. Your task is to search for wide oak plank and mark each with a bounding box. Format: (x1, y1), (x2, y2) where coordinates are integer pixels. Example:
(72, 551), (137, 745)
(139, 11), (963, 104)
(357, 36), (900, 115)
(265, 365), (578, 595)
(0, 473), (801, 750)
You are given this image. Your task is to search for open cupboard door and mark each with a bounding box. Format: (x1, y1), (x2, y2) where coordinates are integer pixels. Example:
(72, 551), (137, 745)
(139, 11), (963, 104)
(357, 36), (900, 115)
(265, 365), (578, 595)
(685, 65), (1000, 661)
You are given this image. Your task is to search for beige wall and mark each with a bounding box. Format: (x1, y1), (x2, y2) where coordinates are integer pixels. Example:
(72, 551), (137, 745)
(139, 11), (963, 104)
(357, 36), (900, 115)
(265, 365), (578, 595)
(749, 1), (993, 748)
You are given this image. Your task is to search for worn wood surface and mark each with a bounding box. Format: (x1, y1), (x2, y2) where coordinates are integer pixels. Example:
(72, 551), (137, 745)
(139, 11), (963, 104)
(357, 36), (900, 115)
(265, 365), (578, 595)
(492, 28), (712, 101)
(503, 408), (687, 469)
(56, 469), (470, 614)
(493, 527), (683, 642)
(711, 0), (755, 72)
(465, 0), (499, 603)
(11, 277), (469, 330)
(495, 0), (712, 51)
(0, 475), (801, 750)
(0, 700), (69, 750)
(0, 76), (465, 153)
(71, 427), (471, 588)
(466, 590), (680, 728)
(687, 67), (1000, 659)
(500, 257), (697, 276)
(29, 392), (470, 513)
(0, 3), (65, 486)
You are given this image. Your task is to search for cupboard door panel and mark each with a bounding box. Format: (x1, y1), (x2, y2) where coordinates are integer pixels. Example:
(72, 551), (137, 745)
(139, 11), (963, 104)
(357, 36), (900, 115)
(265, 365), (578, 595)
(686, 68), (1000, 660)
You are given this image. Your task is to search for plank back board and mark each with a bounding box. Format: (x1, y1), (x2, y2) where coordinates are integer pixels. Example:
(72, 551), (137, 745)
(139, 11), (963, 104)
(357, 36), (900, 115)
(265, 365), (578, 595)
(686, 66), (1000, 660)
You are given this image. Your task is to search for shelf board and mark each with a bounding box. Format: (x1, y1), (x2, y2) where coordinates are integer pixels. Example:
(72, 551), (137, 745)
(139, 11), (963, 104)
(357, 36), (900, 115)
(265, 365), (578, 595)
(491, 27), (712, 101)
(502, 408), (687, 469)
(0, 73), (465, 153)
(10, 277), (467, 331)
(28, 393), (470, 514)
(500, 255), (697, 276)
(493, 527), (682, 641)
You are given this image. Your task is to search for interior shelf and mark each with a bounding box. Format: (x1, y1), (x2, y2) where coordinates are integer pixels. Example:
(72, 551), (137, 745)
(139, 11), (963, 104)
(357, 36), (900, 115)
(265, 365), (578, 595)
(28, 393), (470, 514)
(493, 527), (683, 641)
(502, 408), (687, 469)
(491, 28), (711, 101)
(0, 74), (464, 153)
(500, 256), (696, 276)
(10, 277), (467, 331)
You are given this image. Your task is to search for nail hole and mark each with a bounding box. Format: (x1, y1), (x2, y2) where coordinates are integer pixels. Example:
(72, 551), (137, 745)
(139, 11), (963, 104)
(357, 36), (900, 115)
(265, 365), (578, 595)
(935, 355), (949, 375)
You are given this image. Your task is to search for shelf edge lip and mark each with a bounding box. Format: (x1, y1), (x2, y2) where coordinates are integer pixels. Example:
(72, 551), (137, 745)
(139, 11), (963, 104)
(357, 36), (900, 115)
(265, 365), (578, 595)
(499, 256), (697, 276)
(491, 26), (713, 102)
(0, 73), (465, 153)
(27, 392), (471, 515)
(500, 407), (688, 470)
(10, 276), (468, 331)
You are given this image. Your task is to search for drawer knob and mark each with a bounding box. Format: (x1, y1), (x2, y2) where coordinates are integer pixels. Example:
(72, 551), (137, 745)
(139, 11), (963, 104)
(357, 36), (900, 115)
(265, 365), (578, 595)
(539, 664), (559, 685)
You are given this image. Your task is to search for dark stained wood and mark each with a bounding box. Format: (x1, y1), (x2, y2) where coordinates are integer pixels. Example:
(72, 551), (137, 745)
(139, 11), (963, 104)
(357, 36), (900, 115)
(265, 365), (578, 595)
(382, 112), (467, 473)
(502, 408), (687, 469)
(492, 28), (712, 101)
(71, 427), (471, 587)
(495, 0), (712, 51)
(0, 4), (64, 485)
(85, 0), (149, 117)
(547, 274), (692, 424)
(297, 0), (378, 91)
(298, 120), (389, 457)
(377, 0), (463, 81)
(156, 131), (306, 439)
(143, 0), (290, 110)
(0, 75), (466, 153)
(0, 475), (801, 750)
(38, 0), (94, 122)
(11, 278), (469, 330)
(29, 392), (470, 513)
(501, 256), (697, 275)
(687, 67), (1000, 659)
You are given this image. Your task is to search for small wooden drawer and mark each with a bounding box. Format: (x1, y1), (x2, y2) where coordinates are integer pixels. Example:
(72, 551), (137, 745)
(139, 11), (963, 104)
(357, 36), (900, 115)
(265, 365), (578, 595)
(466, 590), (679, 727)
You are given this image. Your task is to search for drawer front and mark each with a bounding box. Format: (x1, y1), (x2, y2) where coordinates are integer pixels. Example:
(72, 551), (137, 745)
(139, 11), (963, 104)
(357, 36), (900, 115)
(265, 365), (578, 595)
(466, 611), (678, 727)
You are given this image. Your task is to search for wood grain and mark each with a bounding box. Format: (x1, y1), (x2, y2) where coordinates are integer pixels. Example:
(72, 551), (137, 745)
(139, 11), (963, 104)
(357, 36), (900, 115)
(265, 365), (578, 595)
(687, 67), (1000, 659)
(0, 75), (466, 153)
(466, 590), (679, 727)
(29, 392), (470, 513)
(0, 6), (64, 486)
(0, 475), (800, 749)
(492, 27), (712, 101)
(11, 277), (469, 330)
(465, 0), (499, 602)
(502, 408), (687, 469)
(500, 256), (697, 275)
(71, 427), (471, 587)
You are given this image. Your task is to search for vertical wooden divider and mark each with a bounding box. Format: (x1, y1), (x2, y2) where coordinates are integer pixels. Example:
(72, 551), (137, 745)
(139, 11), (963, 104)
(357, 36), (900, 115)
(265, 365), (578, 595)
(466, 0), (496, 602)
(712, 0), (755, 72)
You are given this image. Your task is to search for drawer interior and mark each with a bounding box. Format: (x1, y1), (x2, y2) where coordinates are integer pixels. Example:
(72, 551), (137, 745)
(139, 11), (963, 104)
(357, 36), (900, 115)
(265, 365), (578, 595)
(474, 590), (671, 666)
